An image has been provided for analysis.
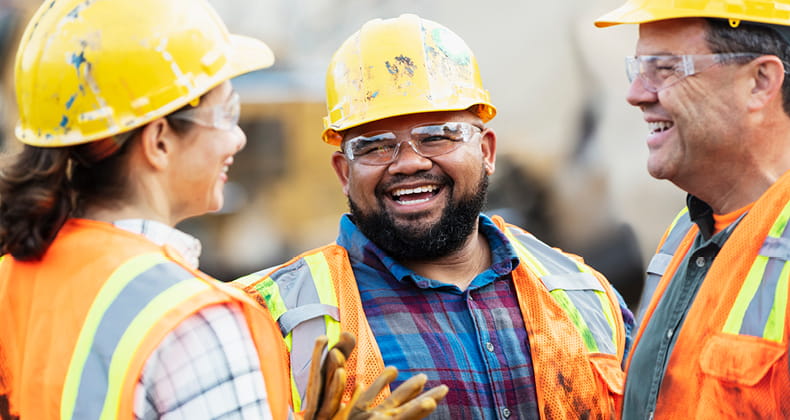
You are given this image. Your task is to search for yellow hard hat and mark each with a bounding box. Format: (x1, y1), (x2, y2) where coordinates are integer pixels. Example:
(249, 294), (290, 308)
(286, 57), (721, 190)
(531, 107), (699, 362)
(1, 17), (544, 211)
(322, 14), (496, 146)
(14, 0), (275, 147)
(595, 0), (790, 28)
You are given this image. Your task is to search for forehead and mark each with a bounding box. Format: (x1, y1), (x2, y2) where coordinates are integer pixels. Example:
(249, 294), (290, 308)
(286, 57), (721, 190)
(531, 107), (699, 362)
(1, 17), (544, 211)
(636, 18), (712, 55)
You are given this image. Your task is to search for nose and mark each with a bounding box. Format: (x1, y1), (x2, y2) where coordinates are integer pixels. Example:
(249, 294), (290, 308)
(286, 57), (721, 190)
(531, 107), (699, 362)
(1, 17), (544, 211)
(387, 140), (432, 174)
(626, 77), (658, 107)
(234, 125), (247, 152)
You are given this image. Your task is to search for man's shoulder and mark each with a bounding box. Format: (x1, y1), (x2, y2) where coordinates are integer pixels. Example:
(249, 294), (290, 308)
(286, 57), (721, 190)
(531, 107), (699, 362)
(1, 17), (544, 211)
(233, 243), (349, 288)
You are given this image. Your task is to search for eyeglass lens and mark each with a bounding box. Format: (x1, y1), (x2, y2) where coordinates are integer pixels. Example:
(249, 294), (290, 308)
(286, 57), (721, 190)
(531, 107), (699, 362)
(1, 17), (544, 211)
(170, 93), (240, 130)
(626, 53), (759, 93)
(344, 122), (481, 165)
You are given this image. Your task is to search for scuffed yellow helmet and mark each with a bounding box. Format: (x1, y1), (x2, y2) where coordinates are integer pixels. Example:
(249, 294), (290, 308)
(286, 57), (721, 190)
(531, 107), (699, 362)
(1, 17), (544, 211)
(14, 0), (274, 147)
(595, 0), (790, 28)
(322, 14), (496, 146)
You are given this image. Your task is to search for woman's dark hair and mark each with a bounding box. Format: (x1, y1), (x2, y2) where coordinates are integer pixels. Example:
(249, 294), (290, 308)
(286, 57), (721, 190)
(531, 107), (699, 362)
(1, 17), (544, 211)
(0, 102), (198, 261)
(706, 18), (790, 116)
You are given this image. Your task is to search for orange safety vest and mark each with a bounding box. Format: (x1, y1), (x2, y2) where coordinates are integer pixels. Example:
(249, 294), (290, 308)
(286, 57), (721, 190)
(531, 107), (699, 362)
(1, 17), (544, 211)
(632, 174), (790, 418)
(238, 215), (628, 419)
(0, 218), (290, 420)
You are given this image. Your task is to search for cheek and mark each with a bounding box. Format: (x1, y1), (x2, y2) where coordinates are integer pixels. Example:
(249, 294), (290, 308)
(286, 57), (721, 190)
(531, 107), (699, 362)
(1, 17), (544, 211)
(345, 167), (382, 201)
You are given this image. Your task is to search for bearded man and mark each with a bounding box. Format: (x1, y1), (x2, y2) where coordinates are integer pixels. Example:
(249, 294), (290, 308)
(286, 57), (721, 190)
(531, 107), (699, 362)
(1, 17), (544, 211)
(235, 14), (635, 419)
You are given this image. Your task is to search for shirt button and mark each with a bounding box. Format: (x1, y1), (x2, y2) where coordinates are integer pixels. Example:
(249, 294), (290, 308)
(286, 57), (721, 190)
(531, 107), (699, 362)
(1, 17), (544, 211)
(695, 256), (706, 267)
(502, 408), (511, 418)
(666, 329), (673, 339)
(486, 342), (495, 352)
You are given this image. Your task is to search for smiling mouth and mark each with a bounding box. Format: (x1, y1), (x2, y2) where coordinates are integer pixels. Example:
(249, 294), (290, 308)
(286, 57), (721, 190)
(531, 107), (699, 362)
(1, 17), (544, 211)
(391, 185), (440, 204)
(648, 121), (674, 135)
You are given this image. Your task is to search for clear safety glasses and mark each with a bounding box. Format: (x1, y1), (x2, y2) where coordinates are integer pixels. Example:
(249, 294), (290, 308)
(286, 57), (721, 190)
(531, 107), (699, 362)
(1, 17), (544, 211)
(343, 121), (483, 166)
(625, 53), (761, 92)
(170, 92), (241, 130)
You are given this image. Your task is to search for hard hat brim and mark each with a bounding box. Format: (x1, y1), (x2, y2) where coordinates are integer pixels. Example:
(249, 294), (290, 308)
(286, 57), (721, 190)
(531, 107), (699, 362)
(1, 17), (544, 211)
(594, 3), (790, 28)
(594, 3), (663, 27)
(227, 34), (275, 78)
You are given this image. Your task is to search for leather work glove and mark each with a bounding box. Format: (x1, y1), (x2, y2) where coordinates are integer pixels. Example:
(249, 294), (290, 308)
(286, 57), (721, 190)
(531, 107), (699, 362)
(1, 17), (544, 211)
(301, 332), (449, 420)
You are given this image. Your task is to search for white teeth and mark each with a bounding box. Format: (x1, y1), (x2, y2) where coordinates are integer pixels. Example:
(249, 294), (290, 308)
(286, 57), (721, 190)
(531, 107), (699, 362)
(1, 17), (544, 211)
(648, 121), (673, 134)
(392, 185), (438, 197)
(222, 166), (229, 173)
(398, 197), (431, 205)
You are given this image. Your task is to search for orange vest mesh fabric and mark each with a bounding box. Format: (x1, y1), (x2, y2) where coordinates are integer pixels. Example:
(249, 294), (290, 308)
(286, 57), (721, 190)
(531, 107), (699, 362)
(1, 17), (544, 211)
(640, 177), (790, 418)
(323, 246), (389, 406)
(511, 262), (622, 419)
(0, 219), (290, 420)
(330, 217), (626, 418)
(491, 216), (625, 419)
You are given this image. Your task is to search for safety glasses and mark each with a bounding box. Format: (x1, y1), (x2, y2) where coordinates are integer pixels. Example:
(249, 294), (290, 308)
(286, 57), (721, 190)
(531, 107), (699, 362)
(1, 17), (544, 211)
(170, 92), (241, 130)
(625, 53), (761, 92)
(343, 121), (483, 166)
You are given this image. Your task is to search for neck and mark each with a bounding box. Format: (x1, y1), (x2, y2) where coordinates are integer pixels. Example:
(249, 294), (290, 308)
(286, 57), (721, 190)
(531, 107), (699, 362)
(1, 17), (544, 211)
(81, 195), (174, 227)
(402, 230), (491, 291)
(688, 166), (783, 214)
(697, 118), (790, 214)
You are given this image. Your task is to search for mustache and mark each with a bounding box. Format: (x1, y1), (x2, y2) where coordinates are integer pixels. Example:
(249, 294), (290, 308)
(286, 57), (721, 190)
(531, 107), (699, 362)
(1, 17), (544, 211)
(375, 173), (453, 195)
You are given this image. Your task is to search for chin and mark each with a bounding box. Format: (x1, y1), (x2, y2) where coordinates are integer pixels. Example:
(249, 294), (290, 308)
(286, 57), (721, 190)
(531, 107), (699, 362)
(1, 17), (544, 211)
(209, 201), (223, 213)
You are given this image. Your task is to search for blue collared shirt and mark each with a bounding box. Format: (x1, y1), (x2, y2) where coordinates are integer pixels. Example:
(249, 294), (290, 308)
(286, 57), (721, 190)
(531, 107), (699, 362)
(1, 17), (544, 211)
(337, 213), (634, 419)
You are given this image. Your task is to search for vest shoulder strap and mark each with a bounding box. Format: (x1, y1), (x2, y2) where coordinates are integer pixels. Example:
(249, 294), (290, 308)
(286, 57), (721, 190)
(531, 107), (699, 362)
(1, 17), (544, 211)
(63, 252), (232, 420)
(238, 244), (347, 410)
(493, 215), (624, 355)
(638, 208), (695, 322)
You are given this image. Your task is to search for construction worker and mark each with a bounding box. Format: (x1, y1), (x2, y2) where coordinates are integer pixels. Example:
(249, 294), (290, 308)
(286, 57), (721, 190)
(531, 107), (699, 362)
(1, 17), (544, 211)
(0, 1), (447, 419)
(594, 1), (790, 418)
(236, 14), (635, 419)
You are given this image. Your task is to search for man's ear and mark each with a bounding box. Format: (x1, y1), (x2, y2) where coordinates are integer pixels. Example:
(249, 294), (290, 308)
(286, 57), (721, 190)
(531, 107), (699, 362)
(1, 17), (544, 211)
(748, 55), (786, 112)
(480, 127), (497, 176)
(330, 150), (351, 196)
(138, 118), (173, 170)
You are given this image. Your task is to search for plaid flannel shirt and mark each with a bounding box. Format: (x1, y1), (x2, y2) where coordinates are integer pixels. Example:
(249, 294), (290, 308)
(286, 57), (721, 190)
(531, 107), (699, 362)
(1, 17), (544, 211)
(336, 213), (634, 420)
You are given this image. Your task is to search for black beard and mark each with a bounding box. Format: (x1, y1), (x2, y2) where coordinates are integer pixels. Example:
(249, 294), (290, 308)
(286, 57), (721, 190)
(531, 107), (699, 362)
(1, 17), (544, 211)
(349, 169), (488, 261)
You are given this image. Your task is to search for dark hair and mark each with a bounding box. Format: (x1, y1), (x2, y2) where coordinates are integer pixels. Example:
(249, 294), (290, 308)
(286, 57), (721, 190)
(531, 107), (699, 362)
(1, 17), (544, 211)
(0, 104), (197, 261)
(705, 18), (790, 116)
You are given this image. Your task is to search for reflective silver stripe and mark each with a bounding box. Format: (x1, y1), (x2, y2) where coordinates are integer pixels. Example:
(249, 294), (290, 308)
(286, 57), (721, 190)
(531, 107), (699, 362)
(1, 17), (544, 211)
(740, 222), (790, 337)
(71, 260), (194, 419)
(267, 256), (337, 401)
(505, 225), (618, 355)
(660, 212), (694, 255)
(279, 303), (339, 334)
(759, 236), (790, 260)
(507, 228), (581, 274)
(542, 272), (603, 292)
(636, 211), (694, 322)
(565, 290), (616, 355)
(270, 259), (323, 310)
(740, 257), (784, 337)
(646, 253), (673, 276)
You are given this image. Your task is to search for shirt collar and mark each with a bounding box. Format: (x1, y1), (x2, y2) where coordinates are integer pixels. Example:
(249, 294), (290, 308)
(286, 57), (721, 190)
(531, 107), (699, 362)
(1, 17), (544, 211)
(687, 194), (715, 240)
(335, 213), (519, 288)
(112, 219), (202, 269)
(686, 194), (748, 242)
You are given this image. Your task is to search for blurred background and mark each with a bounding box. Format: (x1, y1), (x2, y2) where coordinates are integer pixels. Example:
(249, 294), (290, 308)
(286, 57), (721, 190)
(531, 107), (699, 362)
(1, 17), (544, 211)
(0, 0), (686, 311)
